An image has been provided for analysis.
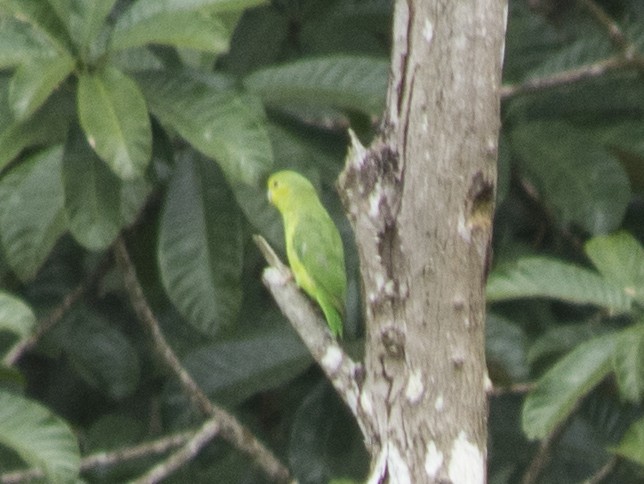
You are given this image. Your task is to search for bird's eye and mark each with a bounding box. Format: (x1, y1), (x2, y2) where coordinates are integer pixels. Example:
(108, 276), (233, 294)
(272, 180), (279, 188)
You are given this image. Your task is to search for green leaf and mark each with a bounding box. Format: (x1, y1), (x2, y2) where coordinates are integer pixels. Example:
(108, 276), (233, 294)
(182, 327), (311, 406)
(0, 146), (67, 281)
(244, 56), (388, 116)
(111, 0), (264, 52)
(158, 154), (243, 335)
(487, 256), (632, 314)
(137, 70), (272, 185)
(0, 82), (75, 172)
(528, 33), (612, 80)
(522, 333), (618, 440)
(486, 313), (529, 382)
(527, 322), (604, 365)
(0, 292), (36, 339)
(62, 126), (150, 250)
(115, 0), (265, 21)
(585, 232), (644, 305)
(612, 417), (644, 466)
(612, 324), (644, 403)
(0, 389), (80, 482)
(503, 1), (562, 83)
(8, 53), (75, 121)
(0, 0), (74, 55)
(0, 16), (57, 69)
(112, 9), (234, 53)
(511, 121), (631, 234)
(47, 0), (116, 51)
(77, 66), (152, 180)
(289, 382), (368, 483)
(51, 308), (141, 400)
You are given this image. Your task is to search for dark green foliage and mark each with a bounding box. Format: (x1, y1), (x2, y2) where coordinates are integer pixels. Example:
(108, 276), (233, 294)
(0, 0), (642, 482)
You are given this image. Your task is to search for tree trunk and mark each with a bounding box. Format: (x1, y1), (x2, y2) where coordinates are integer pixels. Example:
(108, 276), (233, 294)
(339, 0), (508, 481)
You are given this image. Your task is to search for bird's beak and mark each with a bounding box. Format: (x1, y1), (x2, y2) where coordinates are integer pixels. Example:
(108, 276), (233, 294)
(267, 189), (272, 204)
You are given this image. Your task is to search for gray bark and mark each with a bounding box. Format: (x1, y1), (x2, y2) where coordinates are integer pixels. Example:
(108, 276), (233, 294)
(338, 1), (508, 481)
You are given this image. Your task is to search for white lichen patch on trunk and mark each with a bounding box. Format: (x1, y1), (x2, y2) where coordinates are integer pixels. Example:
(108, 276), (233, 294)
(360, 389), (374, 417)
(321, 344), (343, 374)
(448, 431), (484, 484)
(263, 266), (290, 286)
(404, 370), (425, 404)
(367, 443), (412, 484)
(422, 19), (434, 44)
(424, 441), (444, 478)
(457, 211), (471, 243)
(387, 443), (411, 484)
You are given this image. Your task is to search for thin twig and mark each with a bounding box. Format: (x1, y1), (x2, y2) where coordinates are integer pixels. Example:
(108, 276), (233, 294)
(583, 455), (618, 484)
(113, 237), (291, 482)
(488, 382), (536, 397)
(3, 255), (112, 366)
(0, 430), (192, 483)
(131, 417), (221, 484)
(521, 411), (570, 484)
(500, 56), (643, 100)
(502, 0), (644, 102)
(578, 0), (630, 52)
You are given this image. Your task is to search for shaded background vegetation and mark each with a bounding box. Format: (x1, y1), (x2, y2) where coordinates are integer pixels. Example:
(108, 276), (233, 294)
(0, 0), (642, 482)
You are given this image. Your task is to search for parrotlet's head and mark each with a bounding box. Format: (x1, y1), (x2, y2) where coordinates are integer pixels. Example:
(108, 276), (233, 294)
(267, 170), (318, 212)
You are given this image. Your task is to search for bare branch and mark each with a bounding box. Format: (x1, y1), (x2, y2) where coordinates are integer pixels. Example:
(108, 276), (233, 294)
(0, 431), (192, 483)
(584, 455), (618, 484)
(131, 418), (221, 484)
(113, 237), (291, 482)
(521, 406), (570, 484)
(500, 56), (644, 100)
(488, 382), (536, 397)
(502, 2), (644, 101)
(253, 235), (366, 425)
(81, 432), (192, 471)
(578, 0), (630, 52)
(3, 255), (112, 366)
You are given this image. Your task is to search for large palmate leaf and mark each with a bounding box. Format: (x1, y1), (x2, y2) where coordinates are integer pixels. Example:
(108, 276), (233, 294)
(62, 126), (150, 251)
(0, 146), (67, 281)
(487, 256), (632, 313)
(585, 232), (644, 305)
(77, 66), (151, 180)
(0, 390), (80, 482)
(244, 56), (388, 116)
(0, 292), (36, 339)
(158, 154), (243, 335)
(511, 121), (630, 234)
(522, 333), (618, 440)
(137, 70), (271, 185)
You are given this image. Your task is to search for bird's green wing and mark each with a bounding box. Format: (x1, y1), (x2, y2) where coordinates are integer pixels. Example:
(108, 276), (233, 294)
(291, 208), (346, 314)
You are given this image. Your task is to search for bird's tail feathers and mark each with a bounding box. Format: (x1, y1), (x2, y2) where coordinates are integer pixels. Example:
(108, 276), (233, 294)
(318, 295), (343, 339)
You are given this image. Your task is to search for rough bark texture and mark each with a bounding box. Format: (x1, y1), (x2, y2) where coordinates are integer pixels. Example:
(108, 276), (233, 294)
(338, 1), (508, 482)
